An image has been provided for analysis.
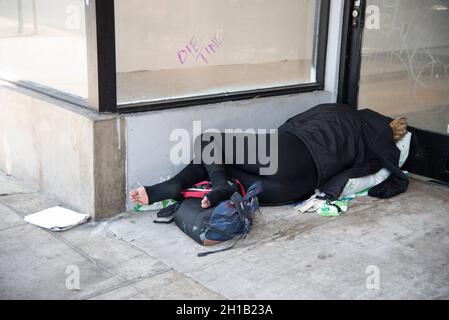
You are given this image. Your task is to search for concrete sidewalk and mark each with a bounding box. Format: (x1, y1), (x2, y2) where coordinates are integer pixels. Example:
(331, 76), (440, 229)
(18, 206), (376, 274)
(0, 170), (448, 300)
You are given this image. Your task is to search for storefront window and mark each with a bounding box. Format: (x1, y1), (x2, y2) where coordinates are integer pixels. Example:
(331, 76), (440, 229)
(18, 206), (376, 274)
(115, 0), (323, 105)
(358, 0), (449, 135)
(0, 0), (87, 99)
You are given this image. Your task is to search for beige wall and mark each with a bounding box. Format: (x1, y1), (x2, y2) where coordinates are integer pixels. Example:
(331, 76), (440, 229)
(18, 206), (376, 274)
(115, 0), (316, 73)
(0, 81), (125, 219)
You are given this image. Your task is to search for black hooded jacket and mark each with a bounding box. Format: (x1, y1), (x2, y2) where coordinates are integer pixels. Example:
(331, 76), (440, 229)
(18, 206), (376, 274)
(278, 103), (409, 200)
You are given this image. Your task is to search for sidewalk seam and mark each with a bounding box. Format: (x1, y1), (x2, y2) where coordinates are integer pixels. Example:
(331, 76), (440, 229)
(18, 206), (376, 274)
(0, 222), (27, 232)
(47, 230), (128, 281)
(82, 268), (172, 300)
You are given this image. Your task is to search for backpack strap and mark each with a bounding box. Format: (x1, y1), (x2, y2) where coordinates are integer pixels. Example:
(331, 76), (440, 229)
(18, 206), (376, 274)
(232, 178), (247, 197)
(231, 192), (252, 221)
(197, 234), (244, 257)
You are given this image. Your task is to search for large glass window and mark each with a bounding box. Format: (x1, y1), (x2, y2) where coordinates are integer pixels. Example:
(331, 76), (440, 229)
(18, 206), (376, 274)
(358, 0), (449, 135)
(0, 0), (87, 99)
(115, 0), (324, 105)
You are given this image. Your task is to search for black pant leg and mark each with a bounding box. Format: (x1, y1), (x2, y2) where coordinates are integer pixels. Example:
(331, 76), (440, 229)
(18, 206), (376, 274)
(144, 162), (208, 203)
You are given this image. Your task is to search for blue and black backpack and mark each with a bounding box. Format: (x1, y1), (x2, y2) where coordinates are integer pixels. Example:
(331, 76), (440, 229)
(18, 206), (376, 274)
(154, 180), (263, 257)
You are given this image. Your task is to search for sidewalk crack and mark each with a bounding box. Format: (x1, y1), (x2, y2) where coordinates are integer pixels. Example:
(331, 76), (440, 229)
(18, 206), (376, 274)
(82, 269), (172, 300)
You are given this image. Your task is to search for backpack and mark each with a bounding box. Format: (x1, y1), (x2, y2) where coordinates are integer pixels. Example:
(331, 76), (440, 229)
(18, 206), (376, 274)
(154, 180), (263, 257)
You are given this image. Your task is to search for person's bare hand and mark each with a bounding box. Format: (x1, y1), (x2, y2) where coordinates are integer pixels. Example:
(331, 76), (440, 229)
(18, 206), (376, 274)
(129, 186), (149, 205)
(201, 196), (211, 209)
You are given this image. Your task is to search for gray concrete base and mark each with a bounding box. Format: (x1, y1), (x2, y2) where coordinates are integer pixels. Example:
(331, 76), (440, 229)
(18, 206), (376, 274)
(0, 81), (125, 219)
(1, 170), (448, 299)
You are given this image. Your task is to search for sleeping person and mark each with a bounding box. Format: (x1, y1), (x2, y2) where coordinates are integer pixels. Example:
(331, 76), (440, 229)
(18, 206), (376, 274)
(130, 103), (409, 209)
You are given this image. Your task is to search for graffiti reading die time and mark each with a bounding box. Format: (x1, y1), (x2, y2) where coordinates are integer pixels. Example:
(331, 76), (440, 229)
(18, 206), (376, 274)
(177, 32), (223, 65)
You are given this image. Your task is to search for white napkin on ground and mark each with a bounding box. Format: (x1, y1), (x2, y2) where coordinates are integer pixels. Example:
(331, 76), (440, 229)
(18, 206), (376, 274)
(24, 206), (90, 231)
